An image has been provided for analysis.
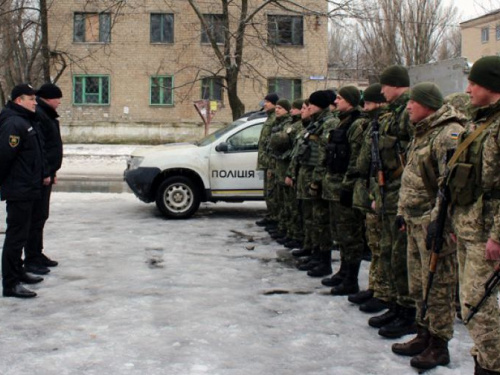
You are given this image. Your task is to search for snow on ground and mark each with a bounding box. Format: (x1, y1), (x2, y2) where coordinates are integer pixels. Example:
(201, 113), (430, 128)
(0, 193), (475, 375)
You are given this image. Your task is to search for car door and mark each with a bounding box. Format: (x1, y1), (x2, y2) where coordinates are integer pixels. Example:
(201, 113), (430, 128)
(209, 121), (264, 199)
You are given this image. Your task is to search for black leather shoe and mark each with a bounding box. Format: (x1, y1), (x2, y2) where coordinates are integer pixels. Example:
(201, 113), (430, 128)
(20, 273), (44, 284)
(24, 263), (50, 275)
(276, 237), (290, 245)
(3, 284), (37, 298)
(40, 254), (58, 267)
(291, 248), (312, 257)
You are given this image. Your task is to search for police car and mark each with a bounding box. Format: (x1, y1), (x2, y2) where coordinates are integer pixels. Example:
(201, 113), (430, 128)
(124, 113), (266, 219)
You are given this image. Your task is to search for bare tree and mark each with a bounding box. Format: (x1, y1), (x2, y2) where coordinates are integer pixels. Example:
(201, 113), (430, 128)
(355, 0), (459, 70)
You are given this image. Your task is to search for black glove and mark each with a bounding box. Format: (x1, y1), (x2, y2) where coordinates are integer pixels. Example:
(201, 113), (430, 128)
(426, 221), (437, 250)
(395, 215), (406, 230)
(339, 188), (353, 207)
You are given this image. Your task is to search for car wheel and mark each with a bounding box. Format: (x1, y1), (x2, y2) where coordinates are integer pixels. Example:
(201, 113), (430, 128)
(155, 176), (201, 219)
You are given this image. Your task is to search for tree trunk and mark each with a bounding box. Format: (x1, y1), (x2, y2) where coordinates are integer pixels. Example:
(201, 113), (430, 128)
(40, 0), (51, 82)
(226, 68), (245, 120)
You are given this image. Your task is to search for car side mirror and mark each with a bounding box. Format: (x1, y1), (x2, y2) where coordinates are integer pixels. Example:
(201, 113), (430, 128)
(215, 142), (229, 152)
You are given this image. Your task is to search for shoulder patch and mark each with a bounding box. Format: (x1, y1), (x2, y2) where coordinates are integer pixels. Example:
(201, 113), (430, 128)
(9, 135), (20, 148)
(450, 132), (459, 140)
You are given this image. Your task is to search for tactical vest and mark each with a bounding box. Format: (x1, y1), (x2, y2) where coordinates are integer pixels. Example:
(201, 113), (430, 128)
(378, 108), (408, 175)
(325, 126), (349, 174)
(297, 121), (323, 167)
(447, 128), (489, 206)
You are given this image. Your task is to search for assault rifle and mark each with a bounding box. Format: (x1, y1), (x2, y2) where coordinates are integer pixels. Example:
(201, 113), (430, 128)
(370, 117), (385, 214)
(421, 157), (452, 321)
(463, 263), (500, 325)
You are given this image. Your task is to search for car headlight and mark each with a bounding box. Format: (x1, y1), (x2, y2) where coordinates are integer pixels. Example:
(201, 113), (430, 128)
(127, 156), (144, 170)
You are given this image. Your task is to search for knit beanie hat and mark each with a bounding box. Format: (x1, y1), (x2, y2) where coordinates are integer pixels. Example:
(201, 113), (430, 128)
(292, 99), (304, 110)
(363, 83), (386, 103)
(338, 86), (361, 107)
(380, 65), (410, 87)
(324, 89), (337, 105)
(11, 83), (36, 101)
(276, 99), (291, 112)
(264, 92), (279, 105)
(308, 90), (330, 109)
(36, 83), (63, 99)
(468, 56), (500, 93)
(410, 82), (444, 110)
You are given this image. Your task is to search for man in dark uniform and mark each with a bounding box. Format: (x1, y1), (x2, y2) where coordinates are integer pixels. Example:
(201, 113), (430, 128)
(23, 83), (63, 274)
(0, 84), (50, 298)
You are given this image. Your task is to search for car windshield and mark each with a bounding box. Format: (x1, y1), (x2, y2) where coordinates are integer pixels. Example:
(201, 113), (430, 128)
(196, 119), (247, 146)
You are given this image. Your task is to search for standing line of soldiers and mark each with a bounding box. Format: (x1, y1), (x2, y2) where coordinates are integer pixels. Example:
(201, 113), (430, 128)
(255, 56), (500, 374)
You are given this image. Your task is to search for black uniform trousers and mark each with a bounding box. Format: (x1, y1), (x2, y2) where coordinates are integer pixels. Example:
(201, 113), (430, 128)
(2, 200), (36, 289)
(24, 183), (52, 264)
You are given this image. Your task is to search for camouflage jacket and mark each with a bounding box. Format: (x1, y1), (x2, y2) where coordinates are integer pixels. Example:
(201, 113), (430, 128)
(257, 109), (276, 170)
(314, 108), (365, 201)
(397, 104), (464, 219)
(373, 92), (412, 215)
(353, 108), (385, 212)
(270, 114), (297, 182)
(451, 99), (500, 242)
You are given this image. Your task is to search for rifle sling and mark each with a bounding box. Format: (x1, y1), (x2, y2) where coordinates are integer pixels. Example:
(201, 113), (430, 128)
(448, 112), (500, 168)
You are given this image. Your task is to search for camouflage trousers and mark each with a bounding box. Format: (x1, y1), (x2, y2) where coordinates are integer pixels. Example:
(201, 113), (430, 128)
(264, 169), (280, 221)
(406, 216), (457, 341)
(457, 235), (500, 371)
(281, 185), (303, 241)
(365, 213), (382, 291)
(312, 198), (331, 251)
(275, 183), (287, 233)
(328, 201), (364, 263)
(300, 199), (313, 250)
(375, 213), (413, 308)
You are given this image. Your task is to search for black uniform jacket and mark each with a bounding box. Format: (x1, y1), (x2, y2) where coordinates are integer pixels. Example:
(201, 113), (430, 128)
(36, 97), (63, 177)
(0, 101), (44, 201)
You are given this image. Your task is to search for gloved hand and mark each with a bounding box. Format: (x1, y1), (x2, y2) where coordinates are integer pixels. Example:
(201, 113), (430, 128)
(395, 215), (406, 230)
(339, 188), (353, 207)
(309, 183), (320, 197)
(426, 220), (437, 250)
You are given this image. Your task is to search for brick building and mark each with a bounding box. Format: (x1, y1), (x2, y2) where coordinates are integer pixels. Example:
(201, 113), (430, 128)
(48, 0), (329, 143)
(461, 9), (500, 64)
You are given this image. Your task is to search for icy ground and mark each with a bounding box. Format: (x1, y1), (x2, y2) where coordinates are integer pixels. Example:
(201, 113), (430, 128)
(0, 193), (475, 375)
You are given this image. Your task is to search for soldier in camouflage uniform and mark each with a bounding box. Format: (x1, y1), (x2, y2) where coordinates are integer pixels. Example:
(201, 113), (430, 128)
(256, 93), (279, 228)
(268, 99), (293, 242)
(286, 100), (315, 257)
(364, 65), (416, 339)
(448, 56), (500, 375)
(294, 91), (336, 275)
(391, 83), (464, 371)
(349, 83), (388, 313)
(280, 99), (305, 249)
(313, 86), (366, 292)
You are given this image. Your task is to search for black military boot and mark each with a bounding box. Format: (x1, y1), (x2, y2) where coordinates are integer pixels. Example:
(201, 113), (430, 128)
(359, 297), (387, 313)
(330, 261), (361, 295)
(410, 335), (449, 370)
(368, 303), (399, 328)
(276, 237), (291, 245)
(321, 260), (347, 287)
(256, 217), (273, 226)
(297, 252), (321, 271)
(378, 306), (417, 338)
(270, 231), (286, 239)
(348, 289), (373, 305)
(284, 239), (302, 249)
(307, 251), (332, 277)
(392, 326), (430, 356)
(475, 357), (500, 375)
(291, 248), (312, 257)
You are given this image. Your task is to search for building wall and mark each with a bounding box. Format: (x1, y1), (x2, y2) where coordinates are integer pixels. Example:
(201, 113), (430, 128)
(48, 0), (329, 143)
(461, 11), (500, 64)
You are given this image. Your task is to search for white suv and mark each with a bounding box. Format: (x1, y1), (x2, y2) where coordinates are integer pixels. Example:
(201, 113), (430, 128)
(124, 114), (266, 219)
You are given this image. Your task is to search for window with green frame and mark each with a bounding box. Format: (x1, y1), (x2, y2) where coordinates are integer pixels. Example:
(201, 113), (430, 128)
(150, 76), (173, 105)
(267, 15), (303, 46)
(73, 75), (110, 105)
(150, 13), (174, 43)
(201, 77), (224, 101)
(268, 78), (302, 101)
(201, 14), (225, 44)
